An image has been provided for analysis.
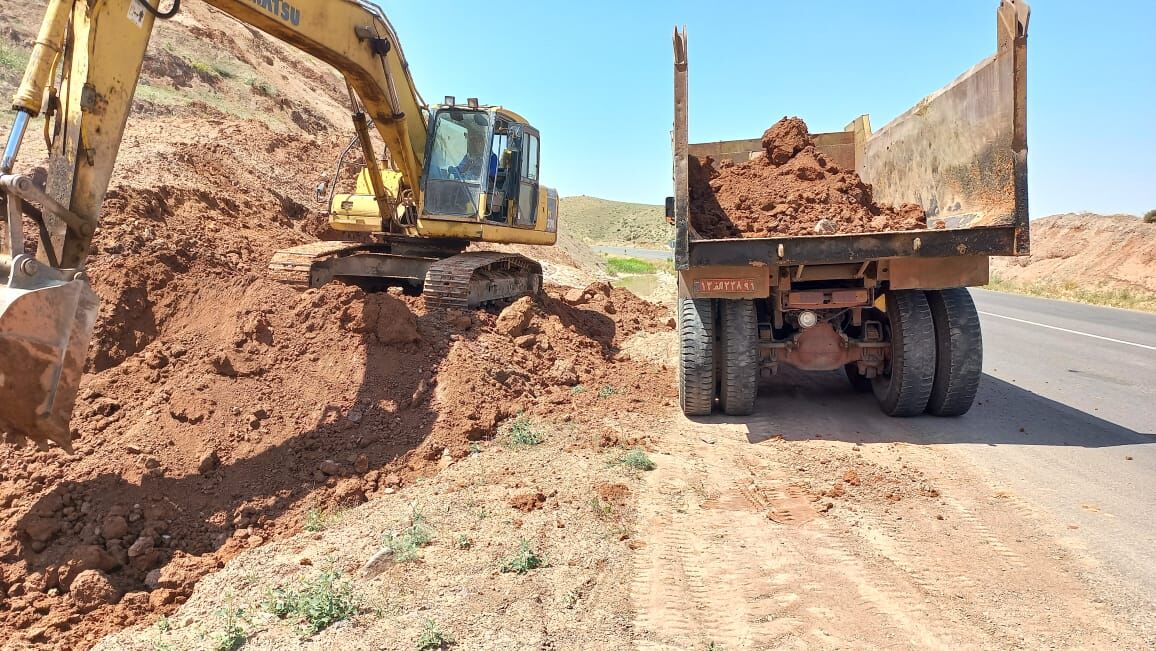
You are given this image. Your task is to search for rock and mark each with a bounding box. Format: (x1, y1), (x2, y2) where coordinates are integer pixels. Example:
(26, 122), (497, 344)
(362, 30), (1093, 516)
(666, 317), (676, 329)
(69, 570), (119, 612)
(168, 394), (214, 423)
(814, 218), (838, 234)
(23, 517), (60, 543)
(151, 553), (218, 593)
(585, 281), (613, 298)
(446, 309), (473, 330)
(563, 288), (587, 306)
(514, 334), (537, 349)
(127, 535), (154, 558)
(59, 545), (120, 589)
(207, 352), (260, 377)
(149, 588), (178, 609)
(145, 569), (162, 590)
(548, 357), (579, 386)
(495, 296), (535, 337)
(842, 469), (861, 487)
(382, 473), (402, 488)
(333, 478), (366, 506)
(354, 454), (370, 474)
(197, 449), (220, 474)
(100, 514), (130, 541)
(319, 460), (341, 476)
(509, 492), (547, 512)
(91, 397), (122, 417)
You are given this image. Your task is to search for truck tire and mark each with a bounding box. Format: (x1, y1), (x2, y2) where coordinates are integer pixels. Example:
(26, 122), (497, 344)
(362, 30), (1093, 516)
(719, 299), (758, 416)
(872, 290), (936, 417)
(844, 363), (873, 393)
(925, 288), (983, 416)
(679, 297), (716, 416)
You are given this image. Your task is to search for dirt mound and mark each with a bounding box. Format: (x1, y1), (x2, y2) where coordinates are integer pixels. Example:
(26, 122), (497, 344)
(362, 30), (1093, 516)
(689, 116), (926, 239)
(991, 213), (1156, 294)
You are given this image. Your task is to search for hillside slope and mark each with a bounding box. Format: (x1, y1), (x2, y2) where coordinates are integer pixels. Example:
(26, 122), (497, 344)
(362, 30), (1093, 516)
(991, 213), (1156, 310)
(0, 4), (619, 650)
(560, 195), (671, 247)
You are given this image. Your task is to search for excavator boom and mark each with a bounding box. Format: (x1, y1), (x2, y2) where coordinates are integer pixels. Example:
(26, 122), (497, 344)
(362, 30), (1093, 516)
(0, 0), (437, 448)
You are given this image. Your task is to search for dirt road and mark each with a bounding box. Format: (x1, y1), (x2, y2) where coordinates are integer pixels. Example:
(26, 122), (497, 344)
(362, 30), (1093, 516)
(628, 288), (1155, 649)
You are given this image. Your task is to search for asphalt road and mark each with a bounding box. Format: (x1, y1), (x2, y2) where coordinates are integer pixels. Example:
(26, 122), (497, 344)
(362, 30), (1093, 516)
(732, 289), (1156, 612)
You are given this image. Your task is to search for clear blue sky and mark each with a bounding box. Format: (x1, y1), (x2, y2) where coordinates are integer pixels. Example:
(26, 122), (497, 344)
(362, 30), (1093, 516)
(382, 1), (1156, 218)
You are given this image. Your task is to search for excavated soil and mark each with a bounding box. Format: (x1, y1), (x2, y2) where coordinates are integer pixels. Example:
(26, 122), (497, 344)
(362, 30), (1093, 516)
(0, 112), (673, 648)
(689, 116), (926, 238)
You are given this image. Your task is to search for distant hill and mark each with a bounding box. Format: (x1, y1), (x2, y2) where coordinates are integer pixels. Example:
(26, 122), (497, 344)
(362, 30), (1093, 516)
(990, 213), (1156, 311)
(560, 195), (673, 247)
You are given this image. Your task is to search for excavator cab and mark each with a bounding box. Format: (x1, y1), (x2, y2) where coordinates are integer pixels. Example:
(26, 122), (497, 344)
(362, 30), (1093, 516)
(415, 103), (555, 246)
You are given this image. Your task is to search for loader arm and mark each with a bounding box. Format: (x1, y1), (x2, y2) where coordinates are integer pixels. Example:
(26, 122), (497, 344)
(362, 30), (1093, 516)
(0, 0), (430, 449)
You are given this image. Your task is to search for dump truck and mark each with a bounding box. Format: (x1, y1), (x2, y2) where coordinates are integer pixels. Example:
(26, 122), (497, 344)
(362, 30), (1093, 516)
(669, 0), (1030, 417)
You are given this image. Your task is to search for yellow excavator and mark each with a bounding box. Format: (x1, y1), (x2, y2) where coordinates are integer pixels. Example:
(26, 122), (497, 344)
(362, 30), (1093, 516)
(0, 0), (558, 450)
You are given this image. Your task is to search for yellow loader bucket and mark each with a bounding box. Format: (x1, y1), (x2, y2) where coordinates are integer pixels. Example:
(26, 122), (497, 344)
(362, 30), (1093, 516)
(0, 261), (99, 451)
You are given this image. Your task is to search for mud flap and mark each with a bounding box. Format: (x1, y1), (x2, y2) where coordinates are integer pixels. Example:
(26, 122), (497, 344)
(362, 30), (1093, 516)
(0, 266), (99, 451)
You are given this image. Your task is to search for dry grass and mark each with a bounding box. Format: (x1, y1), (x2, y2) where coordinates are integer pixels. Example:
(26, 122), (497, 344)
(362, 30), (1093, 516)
(986, 272), (1156, 313)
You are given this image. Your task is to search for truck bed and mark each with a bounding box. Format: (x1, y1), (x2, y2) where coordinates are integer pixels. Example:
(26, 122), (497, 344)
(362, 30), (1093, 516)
(671, 0), (1030, 272)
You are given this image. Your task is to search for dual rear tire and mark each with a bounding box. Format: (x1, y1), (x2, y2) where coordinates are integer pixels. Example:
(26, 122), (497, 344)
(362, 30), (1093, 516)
(869, 288), (982, 417)
(678, 297), (758, 417)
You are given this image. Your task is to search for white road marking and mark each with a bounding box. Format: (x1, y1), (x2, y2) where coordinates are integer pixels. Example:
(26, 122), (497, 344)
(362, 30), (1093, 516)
(978, 311), (1156, 351)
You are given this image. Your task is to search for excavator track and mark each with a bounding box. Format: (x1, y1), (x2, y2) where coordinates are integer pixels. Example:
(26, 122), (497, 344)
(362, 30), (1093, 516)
(268, 241), (371, 288)
(423, 251), (542, 310)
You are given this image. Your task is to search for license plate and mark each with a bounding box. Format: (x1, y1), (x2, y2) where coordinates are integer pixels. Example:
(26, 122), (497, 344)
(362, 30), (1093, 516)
(694, 278), (756, 293)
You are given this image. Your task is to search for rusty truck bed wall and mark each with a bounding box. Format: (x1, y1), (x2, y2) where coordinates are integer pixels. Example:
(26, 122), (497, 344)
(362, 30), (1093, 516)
(672, 0), (1030, 272)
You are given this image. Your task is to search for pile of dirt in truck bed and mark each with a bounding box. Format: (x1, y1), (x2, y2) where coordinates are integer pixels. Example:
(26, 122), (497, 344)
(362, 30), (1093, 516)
(689, 117), (926, 239)
(0, 124), (672, 649)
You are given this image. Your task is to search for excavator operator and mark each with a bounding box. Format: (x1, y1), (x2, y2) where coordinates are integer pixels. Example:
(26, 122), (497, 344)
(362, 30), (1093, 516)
(456, 130), (497, 182)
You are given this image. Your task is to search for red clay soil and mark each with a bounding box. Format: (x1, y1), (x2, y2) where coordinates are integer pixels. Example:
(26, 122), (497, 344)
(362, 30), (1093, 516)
(0, 122), (674, 649)
(689, 117), (926, 239)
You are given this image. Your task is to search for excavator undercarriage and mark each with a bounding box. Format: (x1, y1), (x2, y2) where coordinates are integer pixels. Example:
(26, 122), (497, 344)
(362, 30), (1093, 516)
(268, 239), (542, 309)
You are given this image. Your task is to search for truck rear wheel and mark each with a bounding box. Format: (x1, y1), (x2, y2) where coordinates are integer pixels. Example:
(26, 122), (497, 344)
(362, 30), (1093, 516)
(679, 297), (716, 416)
(719, 299), (758, 416)
(925, 288), (983, 416)
(844, 364), (873, 393)
(873, 290), (936, 417)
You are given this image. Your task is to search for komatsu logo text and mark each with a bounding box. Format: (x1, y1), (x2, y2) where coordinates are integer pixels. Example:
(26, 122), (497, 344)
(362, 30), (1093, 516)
(252, 0), (300, 26)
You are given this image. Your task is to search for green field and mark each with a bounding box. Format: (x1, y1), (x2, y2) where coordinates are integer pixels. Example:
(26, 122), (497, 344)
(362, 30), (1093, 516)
(560, 195), (672, 246)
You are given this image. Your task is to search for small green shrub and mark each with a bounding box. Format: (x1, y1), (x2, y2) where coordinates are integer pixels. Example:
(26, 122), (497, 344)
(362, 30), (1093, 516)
(504, 414), (545, 447)
(247, 78), (276, 97)
(212, 607), (247, 651)
(416, 619), (453, 650)
(619, 449), (656, 471)
(264, 569), (359, 635)
(598, 384), (619, 399)
(0, 43), (30, 73)
(1144, 209), (1156, 224)
(303, 507), (328, 532)
(454, 534), (472, 550)
(383, 505), (433, 561)
(570, 384), (587, 394)
(501, 540), (544, 574)
(590, 496), (613, 517)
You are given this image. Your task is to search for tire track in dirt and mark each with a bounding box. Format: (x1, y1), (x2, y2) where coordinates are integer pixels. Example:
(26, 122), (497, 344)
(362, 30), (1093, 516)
(630, 425), (973, 650)
(628, 411), (1153, 650)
